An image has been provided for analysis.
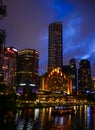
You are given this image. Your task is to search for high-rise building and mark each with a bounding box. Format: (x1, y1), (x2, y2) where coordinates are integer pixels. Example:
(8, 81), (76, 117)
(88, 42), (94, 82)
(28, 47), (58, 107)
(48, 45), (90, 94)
(16, 49), (39, 97)
(78, 59), (91, 92)
(62, 65), (71, 77)
(0, 47), (18, 94)
(69, 58), (77, 93)
(62, 59), (77, 94)
(48, 22), (63, 69)
(91, 77), (95, 91)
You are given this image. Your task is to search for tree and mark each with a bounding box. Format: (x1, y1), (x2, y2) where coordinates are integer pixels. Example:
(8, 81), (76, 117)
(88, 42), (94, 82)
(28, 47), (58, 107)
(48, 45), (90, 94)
(0, 0), (7, 19)
(0, 29), (6, 47)
(0, 83), (8, 94)
(0, 0), (7, 47)
(0, 0), (7, 84)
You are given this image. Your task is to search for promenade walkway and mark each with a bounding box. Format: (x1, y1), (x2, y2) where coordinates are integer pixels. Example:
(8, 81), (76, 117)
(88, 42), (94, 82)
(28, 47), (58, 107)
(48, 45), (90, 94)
(16, 100), (95, 108)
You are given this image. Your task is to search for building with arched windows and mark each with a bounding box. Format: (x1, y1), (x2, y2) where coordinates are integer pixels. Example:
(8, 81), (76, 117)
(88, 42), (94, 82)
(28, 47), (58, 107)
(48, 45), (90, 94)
(41, 67), (72, 95)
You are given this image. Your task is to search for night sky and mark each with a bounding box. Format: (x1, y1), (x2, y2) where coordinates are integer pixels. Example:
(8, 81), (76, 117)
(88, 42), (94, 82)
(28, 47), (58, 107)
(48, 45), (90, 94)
(1, 0), (95, 76)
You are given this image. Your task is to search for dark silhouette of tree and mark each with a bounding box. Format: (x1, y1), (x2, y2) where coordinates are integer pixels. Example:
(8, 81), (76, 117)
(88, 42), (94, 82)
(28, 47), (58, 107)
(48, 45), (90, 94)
(0, 0), (7, 84)
(0, 29), (6, 47)
(0, 0), (7, 19)
(0, 83), (8, 94)
(0, 0), (7, 48)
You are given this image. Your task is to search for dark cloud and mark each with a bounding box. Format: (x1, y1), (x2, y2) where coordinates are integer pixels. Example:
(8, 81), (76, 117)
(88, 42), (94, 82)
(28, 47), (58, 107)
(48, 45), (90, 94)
(2, 0), (95, 76)
(63, 0), (95, 75)
(66, 0), (95, 39)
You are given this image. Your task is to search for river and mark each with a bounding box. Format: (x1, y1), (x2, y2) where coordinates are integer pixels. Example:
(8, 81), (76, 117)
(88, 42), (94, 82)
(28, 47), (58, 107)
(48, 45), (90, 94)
(0, 105), (95, 130)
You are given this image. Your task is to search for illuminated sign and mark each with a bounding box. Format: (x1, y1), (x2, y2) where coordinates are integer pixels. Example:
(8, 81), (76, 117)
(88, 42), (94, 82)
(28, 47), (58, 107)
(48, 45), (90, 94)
(6, 47), (18, 54)
(7, 48), (14, 54)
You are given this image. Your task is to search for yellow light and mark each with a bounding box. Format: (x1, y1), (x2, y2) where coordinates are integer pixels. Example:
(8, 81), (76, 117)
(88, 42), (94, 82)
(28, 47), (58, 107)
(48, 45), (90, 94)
(60, 73), (62, 76)
(64, 75), (66, 78)
(57, 69), (59, 73)
(51, 72), (52, 75)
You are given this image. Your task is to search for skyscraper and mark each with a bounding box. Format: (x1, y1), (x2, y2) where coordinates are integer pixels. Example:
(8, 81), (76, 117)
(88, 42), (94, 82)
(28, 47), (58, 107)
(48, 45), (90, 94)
(78, 59), (91, 92)
(16, 49), (39, 97)
(0, 47), (18, 94)
(69, 58), (77, 93)
(48, 22), (63, 69)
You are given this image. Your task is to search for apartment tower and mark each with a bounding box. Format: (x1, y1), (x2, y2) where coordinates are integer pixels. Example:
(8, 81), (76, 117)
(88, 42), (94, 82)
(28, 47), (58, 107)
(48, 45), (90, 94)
(16, 49), (39, 97)
(78, 59), (91, 92)
(48, 22), (63, 69)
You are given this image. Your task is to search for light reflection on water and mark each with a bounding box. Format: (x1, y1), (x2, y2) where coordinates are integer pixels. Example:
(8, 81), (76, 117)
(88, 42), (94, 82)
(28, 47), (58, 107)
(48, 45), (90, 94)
(0, 105), (95, 130)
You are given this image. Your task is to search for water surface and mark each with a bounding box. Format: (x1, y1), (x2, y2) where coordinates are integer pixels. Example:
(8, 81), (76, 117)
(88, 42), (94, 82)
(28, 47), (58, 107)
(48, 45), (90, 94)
(0, 105), (95, 130)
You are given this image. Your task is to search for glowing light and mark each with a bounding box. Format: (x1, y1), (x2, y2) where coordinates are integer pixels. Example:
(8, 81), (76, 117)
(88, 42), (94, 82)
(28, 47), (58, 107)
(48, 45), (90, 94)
(7, 48), (14, 54)
(34, 108), (39, 120)
(29, 83), (35, 86)
(19, 83), (26, 86)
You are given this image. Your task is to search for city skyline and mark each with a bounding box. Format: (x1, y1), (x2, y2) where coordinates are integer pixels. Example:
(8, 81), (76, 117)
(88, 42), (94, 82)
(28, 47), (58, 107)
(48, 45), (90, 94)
(1, 0), (95, 76)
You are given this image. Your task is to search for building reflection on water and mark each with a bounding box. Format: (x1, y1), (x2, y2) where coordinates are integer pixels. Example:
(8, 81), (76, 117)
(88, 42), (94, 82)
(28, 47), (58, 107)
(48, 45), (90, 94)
(0, 105), (95, 130)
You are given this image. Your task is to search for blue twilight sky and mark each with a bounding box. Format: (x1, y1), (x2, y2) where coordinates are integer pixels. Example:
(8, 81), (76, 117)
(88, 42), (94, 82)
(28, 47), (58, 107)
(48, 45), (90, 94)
(1, 0), (95, 76)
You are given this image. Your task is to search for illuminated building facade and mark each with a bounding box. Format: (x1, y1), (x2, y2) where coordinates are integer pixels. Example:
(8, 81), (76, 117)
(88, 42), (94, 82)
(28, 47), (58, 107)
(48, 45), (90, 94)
(48, 22), (63, 69)
(78, 59), (91, 92)
(42, 67), (72, 95)
(91, 77), (95, 91)
(1, 47), (18, 93)
(16, 49), (39, 96)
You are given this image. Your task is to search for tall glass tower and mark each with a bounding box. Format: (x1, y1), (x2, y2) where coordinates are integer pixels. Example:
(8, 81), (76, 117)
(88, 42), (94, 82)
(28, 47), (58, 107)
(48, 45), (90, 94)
(78, 59), (91, 92)
(16, 49), (39, 97)
(69, 58), (77, 93)
(48, 22), (63, 69)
